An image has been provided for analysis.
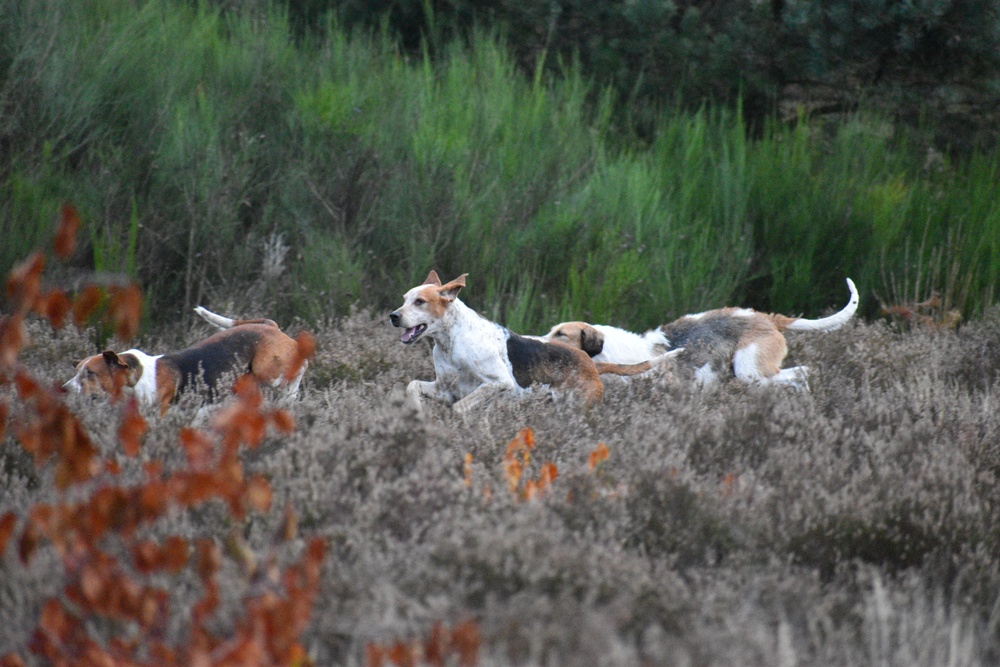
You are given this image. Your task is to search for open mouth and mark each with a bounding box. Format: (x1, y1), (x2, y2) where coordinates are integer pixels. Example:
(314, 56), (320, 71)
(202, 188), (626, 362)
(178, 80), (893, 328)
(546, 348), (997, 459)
(400, 324), (427, 344)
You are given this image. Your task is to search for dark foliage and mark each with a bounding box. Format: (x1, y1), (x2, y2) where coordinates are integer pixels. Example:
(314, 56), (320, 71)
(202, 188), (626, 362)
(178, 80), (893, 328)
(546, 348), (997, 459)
(288, 0), (1000, 134)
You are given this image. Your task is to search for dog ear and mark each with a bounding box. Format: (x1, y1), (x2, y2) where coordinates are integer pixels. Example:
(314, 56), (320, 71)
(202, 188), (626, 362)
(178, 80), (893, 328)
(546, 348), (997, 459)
(579, 326), (605, 357)
(422, 270), (442, 286)
(438, 273), (468, 302)
(102, 350), (129, 369)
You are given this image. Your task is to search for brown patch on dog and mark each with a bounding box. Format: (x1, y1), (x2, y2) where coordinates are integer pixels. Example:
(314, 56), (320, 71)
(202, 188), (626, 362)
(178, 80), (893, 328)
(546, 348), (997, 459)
(411, 274), (468, 319)
(69, 352), (140, 398)
(736, 324), (788, 377)
(155, 364), (181, 415)
(544, 343), (604, 409)
(248, 328), (301, 385)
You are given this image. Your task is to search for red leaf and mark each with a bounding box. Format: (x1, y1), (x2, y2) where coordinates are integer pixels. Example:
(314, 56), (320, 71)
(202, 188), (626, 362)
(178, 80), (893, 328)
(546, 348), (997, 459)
(387, 641), (415, 667)
(118, 398), (147, 457)
(161, 536), (189, 573)
(108, 285), (142, 341)
(180, 428), (215, 469)
(0, 513), (16, 557)
(0, 317), (27, 370)
(277, 503), (298, 543)
(38, 599), (73, 644)
(54, 205), (79, 259)
(5, 252), (44, 312)
(587, 443), (610, 471)
(132, 540), (161, 574)
(424, 622), (446, 667)
(195, 539), (220, 581)
(284, 331), (316, 382)
(451, 620), (480, 667)
(39, 290), (72, 329)
(366, 644), (385, 667)
(539, 462), (558, 487)
(245, 475), (272, 513)
(18, 520), (40, 564)
(72, 285), (103, 328)
(269, 408), (295, 434)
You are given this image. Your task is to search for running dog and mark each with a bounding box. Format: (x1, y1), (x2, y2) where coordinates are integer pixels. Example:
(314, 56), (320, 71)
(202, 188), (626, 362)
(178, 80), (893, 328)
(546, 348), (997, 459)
(63, 307), (307, 414)
(390, 271), (669, 413)
(542, 278), (859, 388)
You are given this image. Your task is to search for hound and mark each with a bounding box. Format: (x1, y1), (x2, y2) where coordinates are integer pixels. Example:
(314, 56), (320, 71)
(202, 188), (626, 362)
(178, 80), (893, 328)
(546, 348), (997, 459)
(542, 278), (859, 388)
(63, 307), (307, 414)
(390, 271), (667, 413)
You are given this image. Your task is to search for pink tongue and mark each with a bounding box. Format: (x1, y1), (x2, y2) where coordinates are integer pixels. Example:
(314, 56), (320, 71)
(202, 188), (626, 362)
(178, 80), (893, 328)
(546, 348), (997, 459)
(401, 327), (418, 343)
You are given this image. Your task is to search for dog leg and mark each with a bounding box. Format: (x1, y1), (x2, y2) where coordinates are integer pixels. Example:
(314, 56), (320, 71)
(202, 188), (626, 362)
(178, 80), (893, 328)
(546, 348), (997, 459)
(283, 360), (308, 397)
(406, 379), (452, 413)
(768, 366), (810, 390)
(452, 384), (507, 414)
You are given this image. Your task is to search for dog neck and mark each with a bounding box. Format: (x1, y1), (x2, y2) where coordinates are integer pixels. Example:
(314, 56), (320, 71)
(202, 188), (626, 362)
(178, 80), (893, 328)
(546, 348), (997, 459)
(119, 349), (163, 406)
(426, 298), (483, 353)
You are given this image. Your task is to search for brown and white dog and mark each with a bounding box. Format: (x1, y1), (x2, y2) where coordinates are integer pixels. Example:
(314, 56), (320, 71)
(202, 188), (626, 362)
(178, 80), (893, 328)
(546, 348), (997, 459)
(542, 278), (859, 389)
(390, 271), (668, 413)
(63, 307), (307, 414)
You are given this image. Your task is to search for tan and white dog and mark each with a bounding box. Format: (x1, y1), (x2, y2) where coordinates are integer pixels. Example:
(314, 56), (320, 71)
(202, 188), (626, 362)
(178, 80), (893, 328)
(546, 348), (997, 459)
(542, 278), (859, 389)
(63, 307), (307, 414)
(390, 271), (666, 413)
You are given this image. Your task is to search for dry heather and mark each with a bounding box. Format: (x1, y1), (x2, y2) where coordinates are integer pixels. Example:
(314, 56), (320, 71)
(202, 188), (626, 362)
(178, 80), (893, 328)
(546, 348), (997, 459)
(5, 308), (1000, 666)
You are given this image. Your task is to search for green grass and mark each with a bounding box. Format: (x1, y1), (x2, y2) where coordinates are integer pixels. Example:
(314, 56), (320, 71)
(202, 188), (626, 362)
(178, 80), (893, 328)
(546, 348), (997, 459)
(2, 0), (1000, 333)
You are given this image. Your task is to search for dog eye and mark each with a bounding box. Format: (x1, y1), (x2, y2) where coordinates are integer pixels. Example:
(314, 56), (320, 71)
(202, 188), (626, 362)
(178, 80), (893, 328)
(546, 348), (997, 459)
(554, 331), (566, 338)
(414, 298), (426, 306)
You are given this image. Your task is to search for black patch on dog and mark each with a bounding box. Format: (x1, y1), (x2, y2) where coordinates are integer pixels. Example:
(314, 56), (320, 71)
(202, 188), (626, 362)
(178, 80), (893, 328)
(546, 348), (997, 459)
(164, 327), (264, 396)
(660, 315), (751, 374)
(506, 332), (580, 388)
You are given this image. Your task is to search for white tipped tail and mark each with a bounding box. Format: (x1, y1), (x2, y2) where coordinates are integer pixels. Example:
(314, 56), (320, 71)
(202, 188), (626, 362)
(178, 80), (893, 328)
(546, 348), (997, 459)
(785, 278), (859, 332)
(194, 306), (235, 330)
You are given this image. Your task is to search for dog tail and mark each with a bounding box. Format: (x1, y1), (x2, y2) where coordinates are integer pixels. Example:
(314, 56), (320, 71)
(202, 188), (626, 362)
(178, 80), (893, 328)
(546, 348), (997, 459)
(194, 306), (278, 330)
(595, 348), (684, 376)
(779, 278), (859, 332)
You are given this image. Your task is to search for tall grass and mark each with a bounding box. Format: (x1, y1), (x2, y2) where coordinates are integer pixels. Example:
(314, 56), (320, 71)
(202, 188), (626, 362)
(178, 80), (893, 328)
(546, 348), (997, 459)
(2, 0), (1000, 332)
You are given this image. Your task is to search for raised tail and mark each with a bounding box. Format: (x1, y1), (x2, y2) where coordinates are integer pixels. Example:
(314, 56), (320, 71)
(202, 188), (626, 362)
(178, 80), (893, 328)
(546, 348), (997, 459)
(194, 306), (278, 330)
(783, 278), (859, 332)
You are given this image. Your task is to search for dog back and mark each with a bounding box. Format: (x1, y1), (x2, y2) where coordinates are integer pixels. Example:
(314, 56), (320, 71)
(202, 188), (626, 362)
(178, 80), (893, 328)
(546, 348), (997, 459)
(165, 325), (271, 396)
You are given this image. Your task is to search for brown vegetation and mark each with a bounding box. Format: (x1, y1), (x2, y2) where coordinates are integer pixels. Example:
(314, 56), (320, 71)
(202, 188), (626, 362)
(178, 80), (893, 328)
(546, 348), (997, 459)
(5, 220), (1000, 665)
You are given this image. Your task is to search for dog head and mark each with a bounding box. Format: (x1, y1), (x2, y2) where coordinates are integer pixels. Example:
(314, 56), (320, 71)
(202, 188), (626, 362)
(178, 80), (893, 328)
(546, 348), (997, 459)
(389, 270), (468, 344)
(541, 321), (605, 357)
(63, 350), (141, 398)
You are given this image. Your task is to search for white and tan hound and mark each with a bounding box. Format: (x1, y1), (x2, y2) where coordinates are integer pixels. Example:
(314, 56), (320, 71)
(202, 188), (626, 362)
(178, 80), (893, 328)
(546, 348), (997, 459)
(63, 307), (307, 414)
(390, 271), (667, 413)
(542, 278), (859, 389)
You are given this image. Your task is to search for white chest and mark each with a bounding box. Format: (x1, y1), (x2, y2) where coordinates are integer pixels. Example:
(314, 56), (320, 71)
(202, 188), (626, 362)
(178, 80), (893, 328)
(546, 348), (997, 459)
(431, 312), (517, 400)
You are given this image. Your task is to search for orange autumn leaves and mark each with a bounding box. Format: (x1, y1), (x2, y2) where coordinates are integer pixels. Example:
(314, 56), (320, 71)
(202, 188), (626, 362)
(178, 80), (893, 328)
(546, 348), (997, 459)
(463, 428), (611, 503)
(366, 620), (480, 667)
(0, 206), (324, 667)
(2, 204), (142, 375)
(502, 427), (558, 502)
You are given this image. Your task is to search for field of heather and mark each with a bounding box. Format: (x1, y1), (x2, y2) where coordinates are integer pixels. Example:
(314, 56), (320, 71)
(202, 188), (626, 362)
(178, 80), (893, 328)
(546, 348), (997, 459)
(4, 305), (1000, 666)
